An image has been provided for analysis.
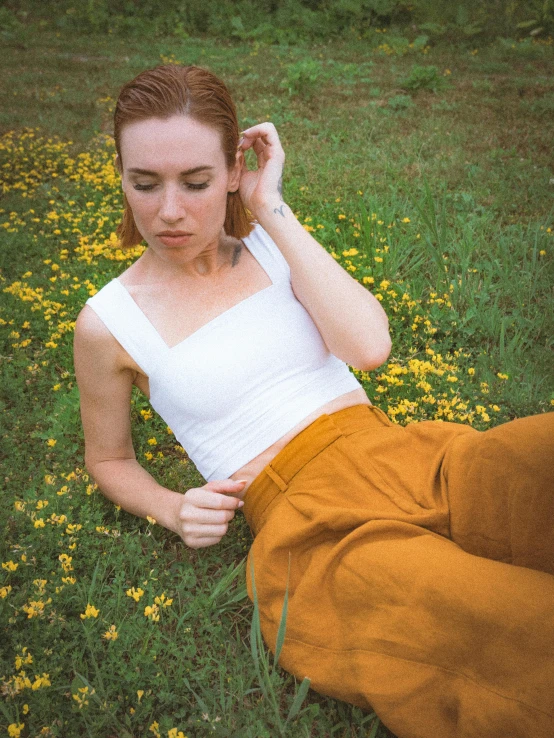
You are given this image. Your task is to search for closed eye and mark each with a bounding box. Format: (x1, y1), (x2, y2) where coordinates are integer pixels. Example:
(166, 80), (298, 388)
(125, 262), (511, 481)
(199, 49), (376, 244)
(132, 182), (209, 192)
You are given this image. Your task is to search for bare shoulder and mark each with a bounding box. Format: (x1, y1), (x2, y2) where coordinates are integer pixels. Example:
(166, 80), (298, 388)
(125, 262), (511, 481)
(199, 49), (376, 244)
(74, 304), (131, 375)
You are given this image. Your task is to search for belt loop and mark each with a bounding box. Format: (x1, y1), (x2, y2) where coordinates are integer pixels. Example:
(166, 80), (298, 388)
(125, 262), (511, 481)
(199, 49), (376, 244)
(265, 464), (289, 492)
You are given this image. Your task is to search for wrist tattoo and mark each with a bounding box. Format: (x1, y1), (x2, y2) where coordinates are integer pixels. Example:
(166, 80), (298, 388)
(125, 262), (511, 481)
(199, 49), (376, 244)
(273, 204), (286, 218)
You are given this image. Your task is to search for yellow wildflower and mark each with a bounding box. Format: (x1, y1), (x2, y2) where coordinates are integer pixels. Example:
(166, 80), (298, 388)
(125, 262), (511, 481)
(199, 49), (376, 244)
(126, 586), (145, 602)
(103, 625), (119, 641)
(31, 673), (51, 690)
(80, 604), (100, 619)
(144, 604), (160, 621)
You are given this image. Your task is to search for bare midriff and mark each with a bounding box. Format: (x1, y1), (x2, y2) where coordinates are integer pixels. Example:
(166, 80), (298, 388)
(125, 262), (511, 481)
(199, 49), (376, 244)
(228, 388), (371, 498)
(130, 359), (370, 500)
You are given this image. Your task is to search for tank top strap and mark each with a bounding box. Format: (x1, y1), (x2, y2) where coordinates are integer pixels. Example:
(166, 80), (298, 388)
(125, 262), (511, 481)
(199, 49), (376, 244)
(85, 279), (167, 376)
(242, 223), (291, 285)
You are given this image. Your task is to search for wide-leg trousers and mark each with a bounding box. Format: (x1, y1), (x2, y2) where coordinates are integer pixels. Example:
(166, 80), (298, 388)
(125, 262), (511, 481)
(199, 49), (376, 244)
(242, 404), (554, 738)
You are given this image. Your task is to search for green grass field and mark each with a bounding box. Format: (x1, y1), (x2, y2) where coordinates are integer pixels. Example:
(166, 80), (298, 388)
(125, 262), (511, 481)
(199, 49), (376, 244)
(1, 25), (553, 738)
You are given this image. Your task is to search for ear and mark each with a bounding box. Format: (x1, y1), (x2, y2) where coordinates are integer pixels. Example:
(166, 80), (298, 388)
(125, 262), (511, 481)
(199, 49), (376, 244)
(228, 150), (243, 193)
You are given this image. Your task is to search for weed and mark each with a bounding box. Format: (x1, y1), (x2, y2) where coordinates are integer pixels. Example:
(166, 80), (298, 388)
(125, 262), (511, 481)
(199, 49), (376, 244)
(386, 93), (415, 110)
(280, 58), (323, 99)
(399, 64), (450, 92)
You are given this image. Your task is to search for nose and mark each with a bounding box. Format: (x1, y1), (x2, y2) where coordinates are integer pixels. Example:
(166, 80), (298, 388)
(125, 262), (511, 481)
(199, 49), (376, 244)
(159, 185), (185, 224)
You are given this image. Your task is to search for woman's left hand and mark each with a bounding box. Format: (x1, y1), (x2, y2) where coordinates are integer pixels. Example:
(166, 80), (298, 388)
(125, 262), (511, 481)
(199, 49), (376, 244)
(238, 122), (286, 218)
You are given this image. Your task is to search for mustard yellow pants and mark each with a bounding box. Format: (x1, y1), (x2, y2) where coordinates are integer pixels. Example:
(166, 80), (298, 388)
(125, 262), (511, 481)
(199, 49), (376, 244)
(243, 405), (554, 738)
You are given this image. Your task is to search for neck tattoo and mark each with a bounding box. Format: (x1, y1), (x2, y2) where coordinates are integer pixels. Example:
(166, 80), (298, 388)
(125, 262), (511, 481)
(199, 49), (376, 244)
(231, 243), (242, 267)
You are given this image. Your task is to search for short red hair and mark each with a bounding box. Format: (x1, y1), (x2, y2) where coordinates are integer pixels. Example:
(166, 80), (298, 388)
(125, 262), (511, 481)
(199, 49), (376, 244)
(114, 64), (254, 247)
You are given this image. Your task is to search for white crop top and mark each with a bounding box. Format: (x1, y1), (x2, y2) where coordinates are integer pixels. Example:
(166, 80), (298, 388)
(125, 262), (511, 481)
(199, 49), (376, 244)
(86, 223), (363, 481)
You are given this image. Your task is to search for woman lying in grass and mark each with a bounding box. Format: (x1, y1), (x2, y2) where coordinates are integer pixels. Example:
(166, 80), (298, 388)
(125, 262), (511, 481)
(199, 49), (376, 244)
(73, 64), (554, 738)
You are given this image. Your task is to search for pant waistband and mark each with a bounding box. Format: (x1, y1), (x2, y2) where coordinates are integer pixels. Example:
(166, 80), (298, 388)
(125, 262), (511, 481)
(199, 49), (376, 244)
(243, 403), (391, 534)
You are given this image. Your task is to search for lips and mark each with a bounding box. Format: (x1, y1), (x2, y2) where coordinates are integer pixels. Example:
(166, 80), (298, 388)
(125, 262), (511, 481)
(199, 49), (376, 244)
(157, 231), (192, 247)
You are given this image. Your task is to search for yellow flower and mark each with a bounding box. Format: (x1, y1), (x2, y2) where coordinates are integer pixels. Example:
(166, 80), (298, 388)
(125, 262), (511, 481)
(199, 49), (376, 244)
(46, 438), (57, 447)
(147, 437), (157, 446)
(2, 560), (18, 571)
(338, 214), (346, 220)
(497, 372), (509, 380)
(144, 451), (154, 461)
(168, 730), (187, 738)
(137, 690), (144, 702)
(126, 586), (145, 602)
(8, 724), (24, 738)
(80, 604), (100, 619)
(402, 217), (411, 223)
(0, 585), (12, 598)
(467, 367), (475, 375)
(144, 603), (160, 621)
(362, 276), (375, 285)
(146, 516), (157, 525)
(103, 625), (118, 641)
(31, 673), (51, 690)
(58, 554), (73, 572)
(149, 721), (161, 737)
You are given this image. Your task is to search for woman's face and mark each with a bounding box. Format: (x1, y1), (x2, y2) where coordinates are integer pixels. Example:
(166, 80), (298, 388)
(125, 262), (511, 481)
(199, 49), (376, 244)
(119, 115), (241, 265)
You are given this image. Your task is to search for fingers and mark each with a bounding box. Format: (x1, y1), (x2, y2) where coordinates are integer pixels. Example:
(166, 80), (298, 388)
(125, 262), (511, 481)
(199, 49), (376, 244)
(178, 479), (246, 549)
(186, 480), (245, 510)
(239, 122), (285, 161)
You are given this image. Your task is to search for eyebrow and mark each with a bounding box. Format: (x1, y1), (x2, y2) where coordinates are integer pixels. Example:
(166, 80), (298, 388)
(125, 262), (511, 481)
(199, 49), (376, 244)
(127, 166), (215, 176)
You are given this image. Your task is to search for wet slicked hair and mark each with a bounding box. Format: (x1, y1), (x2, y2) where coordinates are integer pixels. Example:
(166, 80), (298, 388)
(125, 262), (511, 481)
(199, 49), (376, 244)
(114, 64), (253, 247)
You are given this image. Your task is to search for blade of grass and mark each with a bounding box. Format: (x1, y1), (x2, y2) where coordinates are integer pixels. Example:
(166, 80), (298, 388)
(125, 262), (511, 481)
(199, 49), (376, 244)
(285, 676), (312, 724)
(273, 554), (291, 669)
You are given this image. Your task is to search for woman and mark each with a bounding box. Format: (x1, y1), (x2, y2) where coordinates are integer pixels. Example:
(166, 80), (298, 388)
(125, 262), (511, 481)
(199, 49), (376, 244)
(74, 64), (554, 738)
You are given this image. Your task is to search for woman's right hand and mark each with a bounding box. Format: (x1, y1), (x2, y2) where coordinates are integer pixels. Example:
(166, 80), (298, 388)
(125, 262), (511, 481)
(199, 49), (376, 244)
(176, 479), (247, 549)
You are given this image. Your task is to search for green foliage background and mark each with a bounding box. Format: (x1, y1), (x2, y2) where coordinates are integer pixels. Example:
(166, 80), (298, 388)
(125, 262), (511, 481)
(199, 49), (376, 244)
(3, 0), (554, 42)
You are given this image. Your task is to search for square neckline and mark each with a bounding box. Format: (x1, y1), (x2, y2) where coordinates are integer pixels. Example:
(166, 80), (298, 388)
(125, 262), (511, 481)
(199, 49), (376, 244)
(113, 230), (278, 352)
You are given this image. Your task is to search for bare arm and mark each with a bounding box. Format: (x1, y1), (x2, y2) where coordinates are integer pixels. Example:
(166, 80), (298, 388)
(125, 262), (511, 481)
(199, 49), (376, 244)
(74, 305), (244, 548)
(238, 122), (392, 372)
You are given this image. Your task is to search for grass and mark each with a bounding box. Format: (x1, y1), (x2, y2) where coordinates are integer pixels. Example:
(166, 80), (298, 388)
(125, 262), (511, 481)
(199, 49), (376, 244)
(0, 25), (553, 738)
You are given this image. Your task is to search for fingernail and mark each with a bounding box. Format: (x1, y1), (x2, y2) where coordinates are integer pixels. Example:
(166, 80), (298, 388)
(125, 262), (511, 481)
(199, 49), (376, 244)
(237, 136), (245, 149)
(238, 500), (245, 508)
(235, 479), (248, 484)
